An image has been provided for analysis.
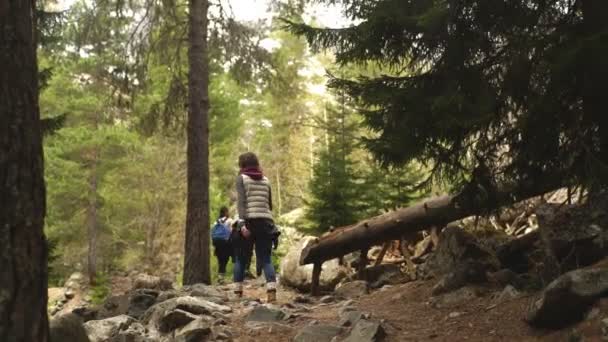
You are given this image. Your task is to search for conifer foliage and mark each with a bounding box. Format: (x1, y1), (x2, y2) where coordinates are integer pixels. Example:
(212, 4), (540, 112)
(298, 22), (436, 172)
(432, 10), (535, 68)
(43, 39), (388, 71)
(288, 0), (608, 192)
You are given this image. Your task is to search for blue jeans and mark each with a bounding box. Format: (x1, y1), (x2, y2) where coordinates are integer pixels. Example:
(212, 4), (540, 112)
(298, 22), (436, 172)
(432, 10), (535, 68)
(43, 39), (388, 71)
(233, 219), (276, 284)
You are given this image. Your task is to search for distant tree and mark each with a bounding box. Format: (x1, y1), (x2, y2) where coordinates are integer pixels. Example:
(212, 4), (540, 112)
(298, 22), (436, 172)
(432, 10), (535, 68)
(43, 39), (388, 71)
(183, 0), (212, 285)
(0, 1), (49, 340)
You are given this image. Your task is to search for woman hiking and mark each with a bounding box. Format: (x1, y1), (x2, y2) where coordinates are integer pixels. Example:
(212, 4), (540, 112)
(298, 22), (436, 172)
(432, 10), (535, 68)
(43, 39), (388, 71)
(232, 152), (280, 303)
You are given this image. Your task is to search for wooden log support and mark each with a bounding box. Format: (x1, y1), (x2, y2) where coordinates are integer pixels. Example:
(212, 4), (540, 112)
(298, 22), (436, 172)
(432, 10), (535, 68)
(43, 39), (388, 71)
(358, 248), (369, 274)
(399, 237), (417, 271)
(298, 180), (561, 266)
(311, 262), (322, 296)
(374, 242), (391, 266)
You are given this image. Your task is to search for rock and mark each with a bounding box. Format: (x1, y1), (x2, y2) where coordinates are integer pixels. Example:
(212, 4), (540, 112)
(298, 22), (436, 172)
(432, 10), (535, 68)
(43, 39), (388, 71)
(294, 295), (312, 304)
(495, 285), (521, 303)
(431, 263), (488, 296)
(601, 318), (608, 337)
(586, 307), (600, 320)
(115, 322), (150, 342)
(355, 264), (410, 289)
(294, 324), (342, 342)
(50, 313), (91, 342)
(429, 286), (481, 309)
(173, 317), (212, 342)
(427, 226), (499, 289)
(84, 315), (135, 342)
(246, 305), (286, 322)
(448, 311), (464, 318)
(65, 288), (76, 300)
(156, 290), (179, 304)
(280, 237), (349, 291)
(335, 281), (369, 299)
(98, 294), (130, 319)
(133, 273), (173, 291)
(339, 310), (365, 327)
(343, 320), (385, 342)
(159, 309), (198, 333)
(72, 306), (99, 322)
(183, 283), (224, 299)
(536, 204), (608, 281)
(143, 296), (231, 332)
(320, 295), (335, 303)
(527, 267), (608, 328)
(128, 292), (157, 319)
(65, 272), (86, 291)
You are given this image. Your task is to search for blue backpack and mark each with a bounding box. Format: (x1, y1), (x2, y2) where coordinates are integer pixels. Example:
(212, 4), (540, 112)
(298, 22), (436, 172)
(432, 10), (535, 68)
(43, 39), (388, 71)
(211, 218), (231, 241)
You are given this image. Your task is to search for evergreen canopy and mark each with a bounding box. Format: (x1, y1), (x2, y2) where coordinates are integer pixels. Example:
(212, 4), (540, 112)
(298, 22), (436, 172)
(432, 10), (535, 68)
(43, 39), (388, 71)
(288, 0), (608, 191)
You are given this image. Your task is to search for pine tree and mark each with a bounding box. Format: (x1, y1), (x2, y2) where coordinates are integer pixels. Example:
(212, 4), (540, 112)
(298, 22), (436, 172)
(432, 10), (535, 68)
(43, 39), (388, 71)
(288, 0), (608, 193)
(183, 0), (211, 285)
(0, 1), (49, 340)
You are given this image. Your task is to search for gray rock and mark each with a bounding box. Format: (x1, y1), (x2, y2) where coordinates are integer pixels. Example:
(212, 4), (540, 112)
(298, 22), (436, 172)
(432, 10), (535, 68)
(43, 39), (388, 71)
(143, 296), (231, 332)
(50, 313), (91, 342)
(184, 283), (224, 299)
(133, 274), (173, 291)
(84, 315), (135, 342)
(527, 267), (608, 328)
(128, 293), (157, 319)
(280, 237), (349, 291)
(495, 285), (521, 303)
(173, 317), (212, 342)
(339, 310), (365, 327)
(343, 320), (385, 342)
(156, 290), (179, 304)
(72, 306), (99, 322)
(356, 264), (410, 289)
(114, 322), (151, 342)
(335, 281), (369, 299)
(429, 286), (481, 309)
(98, 294), (130, 319)
(159, 309), (198, 333)
(427, 226), (499, 290)
(246, 305), (286, 322)
(65, 288), (76, 299)
(294, 324), (342, 342)
(320, 295), (335, 303)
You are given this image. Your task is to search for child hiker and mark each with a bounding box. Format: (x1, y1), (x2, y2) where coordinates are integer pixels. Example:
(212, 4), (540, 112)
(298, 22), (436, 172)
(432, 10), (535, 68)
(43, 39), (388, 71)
(211, 206), (232, 283)
(232, 152), (280, 302)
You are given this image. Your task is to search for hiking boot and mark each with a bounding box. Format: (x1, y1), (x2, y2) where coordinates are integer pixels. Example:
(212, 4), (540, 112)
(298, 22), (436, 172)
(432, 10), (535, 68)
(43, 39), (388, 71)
(267, 289), (276, 303)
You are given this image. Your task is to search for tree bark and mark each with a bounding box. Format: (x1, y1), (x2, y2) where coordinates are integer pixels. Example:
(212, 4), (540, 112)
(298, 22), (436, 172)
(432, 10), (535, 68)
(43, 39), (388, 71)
(299, 179), (562, 265)
(183, 0), (211, 285)
(0, 1), (49, 341)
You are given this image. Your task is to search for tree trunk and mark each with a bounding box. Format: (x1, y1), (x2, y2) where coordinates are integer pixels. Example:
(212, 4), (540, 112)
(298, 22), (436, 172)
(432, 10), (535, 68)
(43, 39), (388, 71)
(0, 1), (49, 341)
(300, 179), (562, 265)
(582, 0), (608, 173)
(183, 0), (211, 285)
(87, 152), (98, 285)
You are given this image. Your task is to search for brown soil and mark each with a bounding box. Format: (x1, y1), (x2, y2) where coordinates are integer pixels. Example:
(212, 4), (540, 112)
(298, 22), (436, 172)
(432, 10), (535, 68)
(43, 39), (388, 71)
(231, 279), (608, 342)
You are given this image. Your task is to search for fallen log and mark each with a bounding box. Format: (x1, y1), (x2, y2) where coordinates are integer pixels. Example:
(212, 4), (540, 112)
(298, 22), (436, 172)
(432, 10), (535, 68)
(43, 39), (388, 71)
(300, 180), (562, 266)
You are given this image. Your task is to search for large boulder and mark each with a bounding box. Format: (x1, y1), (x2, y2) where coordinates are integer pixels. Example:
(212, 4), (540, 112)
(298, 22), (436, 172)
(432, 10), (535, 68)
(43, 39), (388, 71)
(246, 305), (286, 322)
(428, 226), (500, 294)
(536, 203), (608, 282)
(173, 318), (212, 342)
(527, 266), (608, 328)
(127, 289), (159, 319)
(280, 236), (349, 292)
(50, 313), (91, 342)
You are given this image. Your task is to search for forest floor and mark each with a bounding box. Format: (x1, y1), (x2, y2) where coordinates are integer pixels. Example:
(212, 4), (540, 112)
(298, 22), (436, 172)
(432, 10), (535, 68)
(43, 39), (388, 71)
(227, 276), (607, 342)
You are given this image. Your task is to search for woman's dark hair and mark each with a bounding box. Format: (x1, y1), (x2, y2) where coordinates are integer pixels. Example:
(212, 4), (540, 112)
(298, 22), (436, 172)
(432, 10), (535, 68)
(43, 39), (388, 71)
(238, 152), (260, 169)
(219, 206), (229, 217)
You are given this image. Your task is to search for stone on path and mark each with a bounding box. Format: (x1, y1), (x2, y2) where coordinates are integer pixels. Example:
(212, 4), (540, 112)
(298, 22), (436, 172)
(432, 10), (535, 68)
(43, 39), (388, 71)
(293, 324), (343, 342)
(343, 320), (385, 342)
